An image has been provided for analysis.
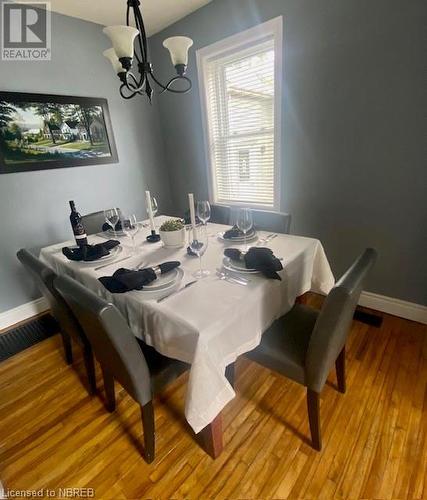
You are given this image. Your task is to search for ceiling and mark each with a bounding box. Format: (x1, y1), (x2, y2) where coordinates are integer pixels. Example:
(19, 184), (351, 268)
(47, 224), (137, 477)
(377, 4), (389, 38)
(48, 0), (212, 36)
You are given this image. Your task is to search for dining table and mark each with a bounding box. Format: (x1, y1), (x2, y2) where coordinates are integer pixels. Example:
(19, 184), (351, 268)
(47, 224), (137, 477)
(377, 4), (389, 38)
(39, 215), (335, 458)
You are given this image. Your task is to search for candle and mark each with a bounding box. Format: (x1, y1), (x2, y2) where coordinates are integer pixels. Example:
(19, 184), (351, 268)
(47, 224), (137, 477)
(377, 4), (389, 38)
(188, 193), (197, 240)
(145, 190), (155, 231)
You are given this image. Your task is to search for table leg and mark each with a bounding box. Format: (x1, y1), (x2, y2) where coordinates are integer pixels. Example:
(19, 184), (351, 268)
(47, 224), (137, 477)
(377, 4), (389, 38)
(197, 413), (223, 458)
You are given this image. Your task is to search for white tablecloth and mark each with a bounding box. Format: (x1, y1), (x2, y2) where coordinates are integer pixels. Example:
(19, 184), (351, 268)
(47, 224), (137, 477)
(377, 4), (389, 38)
(40, 216), (335, 433)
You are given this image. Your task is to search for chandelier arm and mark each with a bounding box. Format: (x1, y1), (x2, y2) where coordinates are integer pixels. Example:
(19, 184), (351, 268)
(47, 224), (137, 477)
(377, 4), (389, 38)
(134, 4), (148, 60)
(125, 3), (142, 65)
(149, 73), (192, 94)
(126, 71), (140, 88)
(131, 3), (148, 66)
(125, 70), (146, 93)
(120, 83), (137, 100)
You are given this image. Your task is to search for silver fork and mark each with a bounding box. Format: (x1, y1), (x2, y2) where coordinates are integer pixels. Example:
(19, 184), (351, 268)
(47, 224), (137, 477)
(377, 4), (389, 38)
(216, 270), (249, 286)
(257, 233), (277, 246)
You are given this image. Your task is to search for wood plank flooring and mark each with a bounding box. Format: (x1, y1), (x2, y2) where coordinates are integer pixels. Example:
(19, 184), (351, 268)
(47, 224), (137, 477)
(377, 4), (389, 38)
(0, 297), (426, 499)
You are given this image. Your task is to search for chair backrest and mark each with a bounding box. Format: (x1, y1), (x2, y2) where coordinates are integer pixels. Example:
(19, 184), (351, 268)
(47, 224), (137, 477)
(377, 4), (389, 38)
(252, 209), (291, 234)
(54, 274), (152, 406)
(229, 207), (291, 234)
(82, 208), (121, 235)
(210, 204), (231, 225)
(16, 249), (86, 345)
(305, 248), (377, 392)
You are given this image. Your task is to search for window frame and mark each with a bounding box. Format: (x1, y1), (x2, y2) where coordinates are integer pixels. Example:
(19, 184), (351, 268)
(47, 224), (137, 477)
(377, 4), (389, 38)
(196, 16), (283, 211)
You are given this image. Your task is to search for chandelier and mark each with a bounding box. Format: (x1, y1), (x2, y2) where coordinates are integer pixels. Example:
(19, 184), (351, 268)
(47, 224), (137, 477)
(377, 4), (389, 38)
(102, 0), (193, 102)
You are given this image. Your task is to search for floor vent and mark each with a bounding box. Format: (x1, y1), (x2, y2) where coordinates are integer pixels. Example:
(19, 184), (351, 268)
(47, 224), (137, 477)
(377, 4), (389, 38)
(0, 314), (59, 363)
(354, 308), (383, 327)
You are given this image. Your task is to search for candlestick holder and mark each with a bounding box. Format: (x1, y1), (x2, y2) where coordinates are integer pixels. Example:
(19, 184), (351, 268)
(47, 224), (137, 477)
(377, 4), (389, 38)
(146, 230), (160, 243)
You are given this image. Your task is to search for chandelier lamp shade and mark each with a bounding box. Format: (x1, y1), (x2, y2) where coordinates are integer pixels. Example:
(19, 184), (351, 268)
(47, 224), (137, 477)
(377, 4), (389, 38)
(103, 0), (194, 102)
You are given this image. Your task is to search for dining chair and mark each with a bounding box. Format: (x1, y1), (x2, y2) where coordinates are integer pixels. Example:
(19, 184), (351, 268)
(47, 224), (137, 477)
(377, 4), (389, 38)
(210, 204), (231, 225)
(82, 208), (121, 235)
(228, 207), (291, 234)
(54, 274), (188, 463)
(16, 249), (96, 395)
(246, 248), (377, 450)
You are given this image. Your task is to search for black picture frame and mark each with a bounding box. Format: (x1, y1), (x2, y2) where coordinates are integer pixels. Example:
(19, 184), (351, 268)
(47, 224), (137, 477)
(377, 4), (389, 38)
(0, 91), (119, 174)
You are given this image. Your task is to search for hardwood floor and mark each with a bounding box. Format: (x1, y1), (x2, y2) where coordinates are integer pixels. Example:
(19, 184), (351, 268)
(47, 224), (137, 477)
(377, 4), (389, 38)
(0, 298), (426, 499)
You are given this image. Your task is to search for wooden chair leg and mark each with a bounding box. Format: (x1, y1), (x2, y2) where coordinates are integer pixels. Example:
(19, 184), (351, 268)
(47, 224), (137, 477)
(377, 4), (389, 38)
(336, 346), (346, 394)
(61, 332), (73, 365)
(225, 363), (235, 389)
(101, 366), (115, 412)
(307, 389), (322, 451)
(140, 401), (155, 463)
(83, 346), (96, 395)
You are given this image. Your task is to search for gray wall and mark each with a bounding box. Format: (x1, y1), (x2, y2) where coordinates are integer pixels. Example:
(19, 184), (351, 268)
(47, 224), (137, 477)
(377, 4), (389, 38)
(149, 0), (427, 304)
(0, 6), (171, 313)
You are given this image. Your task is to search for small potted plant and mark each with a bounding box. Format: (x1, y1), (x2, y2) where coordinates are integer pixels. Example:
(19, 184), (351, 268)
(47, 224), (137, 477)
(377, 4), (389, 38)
(159, 219), (185, 248)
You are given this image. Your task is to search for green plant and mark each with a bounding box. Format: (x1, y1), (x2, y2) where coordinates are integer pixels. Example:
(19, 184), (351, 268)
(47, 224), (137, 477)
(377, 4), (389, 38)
(159, 219), (184, 232)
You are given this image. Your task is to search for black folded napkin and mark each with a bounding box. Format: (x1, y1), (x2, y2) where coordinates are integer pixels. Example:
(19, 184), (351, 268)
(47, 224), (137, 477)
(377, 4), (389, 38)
(223, 225), (255, 239)
(99, 261), (181, 293)
(102, 220), (122, 232)
(62, 240), (120, 262)
(224, 247), (283, 280)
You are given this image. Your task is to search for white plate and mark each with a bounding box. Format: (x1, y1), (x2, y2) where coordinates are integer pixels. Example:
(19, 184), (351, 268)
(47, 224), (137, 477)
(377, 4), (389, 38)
(222, 256), (260, 274)
(217, 231), (258, 243)
(79, 245), (122, 266)
(143, 268), (180, 291)
(105, 228), (126, 237)
(140, 268), (184, 294)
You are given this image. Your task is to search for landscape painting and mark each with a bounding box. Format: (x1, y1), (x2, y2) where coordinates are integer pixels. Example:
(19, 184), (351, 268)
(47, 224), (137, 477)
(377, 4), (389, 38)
(0, 92), (118, 174)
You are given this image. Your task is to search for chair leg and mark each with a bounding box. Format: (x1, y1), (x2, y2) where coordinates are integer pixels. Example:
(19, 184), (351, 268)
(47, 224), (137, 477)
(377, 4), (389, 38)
(336, 346), (346, 394)
(101, 366), (115, 412)
(83, 346), (96, 395)
(225, 363), (235, 389)
(307, 389), (322, 451)
(140, 401), (155, 463)
(61, 332), (73, 365)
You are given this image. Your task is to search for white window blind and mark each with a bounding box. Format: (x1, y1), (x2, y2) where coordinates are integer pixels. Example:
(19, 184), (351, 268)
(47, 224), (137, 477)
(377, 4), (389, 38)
(197, 19), (282, 208)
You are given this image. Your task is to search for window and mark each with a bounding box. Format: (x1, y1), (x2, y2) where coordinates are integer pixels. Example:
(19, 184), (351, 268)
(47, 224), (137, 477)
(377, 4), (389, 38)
(197, 17), (282, 209)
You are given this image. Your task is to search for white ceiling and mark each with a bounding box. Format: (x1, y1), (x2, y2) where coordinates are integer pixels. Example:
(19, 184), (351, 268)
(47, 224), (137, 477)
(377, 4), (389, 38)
(48, 0), (212, 36)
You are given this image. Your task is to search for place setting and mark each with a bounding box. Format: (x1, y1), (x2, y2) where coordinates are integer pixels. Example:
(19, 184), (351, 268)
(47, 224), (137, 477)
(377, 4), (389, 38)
(221, 246), (283, 280)
(98, 260), (185, 297)
(216, 208), (256, 246)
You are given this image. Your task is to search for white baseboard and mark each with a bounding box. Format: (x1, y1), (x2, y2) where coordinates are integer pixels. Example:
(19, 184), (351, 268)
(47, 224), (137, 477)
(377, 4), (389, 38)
(359, 292), (427, 325)
(0, 297), (49, 331)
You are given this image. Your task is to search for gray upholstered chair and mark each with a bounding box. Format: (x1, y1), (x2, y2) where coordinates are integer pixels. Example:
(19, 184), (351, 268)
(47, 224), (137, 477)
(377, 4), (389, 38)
(246, 248), (377, 450)
(252, 209), (291, 234)
(54, 274), (188, 463)
(82, 208), (121, 235)
(228, 207), (291, 234)
(210, 204), (231, 225)
(16, 249), (96, 395)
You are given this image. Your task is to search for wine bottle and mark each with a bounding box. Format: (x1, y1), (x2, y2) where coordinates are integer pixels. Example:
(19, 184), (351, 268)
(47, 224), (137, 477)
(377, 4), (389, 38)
(69, 200), (88, 246)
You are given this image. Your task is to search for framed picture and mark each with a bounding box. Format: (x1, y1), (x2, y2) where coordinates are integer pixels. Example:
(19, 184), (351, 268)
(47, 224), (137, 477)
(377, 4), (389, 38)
(0, 91), (119, 174)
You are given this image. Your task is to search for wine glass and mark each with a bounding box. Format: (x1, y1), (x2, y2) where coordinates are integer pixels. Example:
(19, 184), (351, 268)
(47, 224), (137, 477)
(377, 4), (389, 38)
(196, 200), (211, 225)
(121, 214), (139, 254)
(189, 225), (210, 279)
(237, 208), (253, 250)
(151, 197), (158, 217)
(104, 208), (119, 237)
